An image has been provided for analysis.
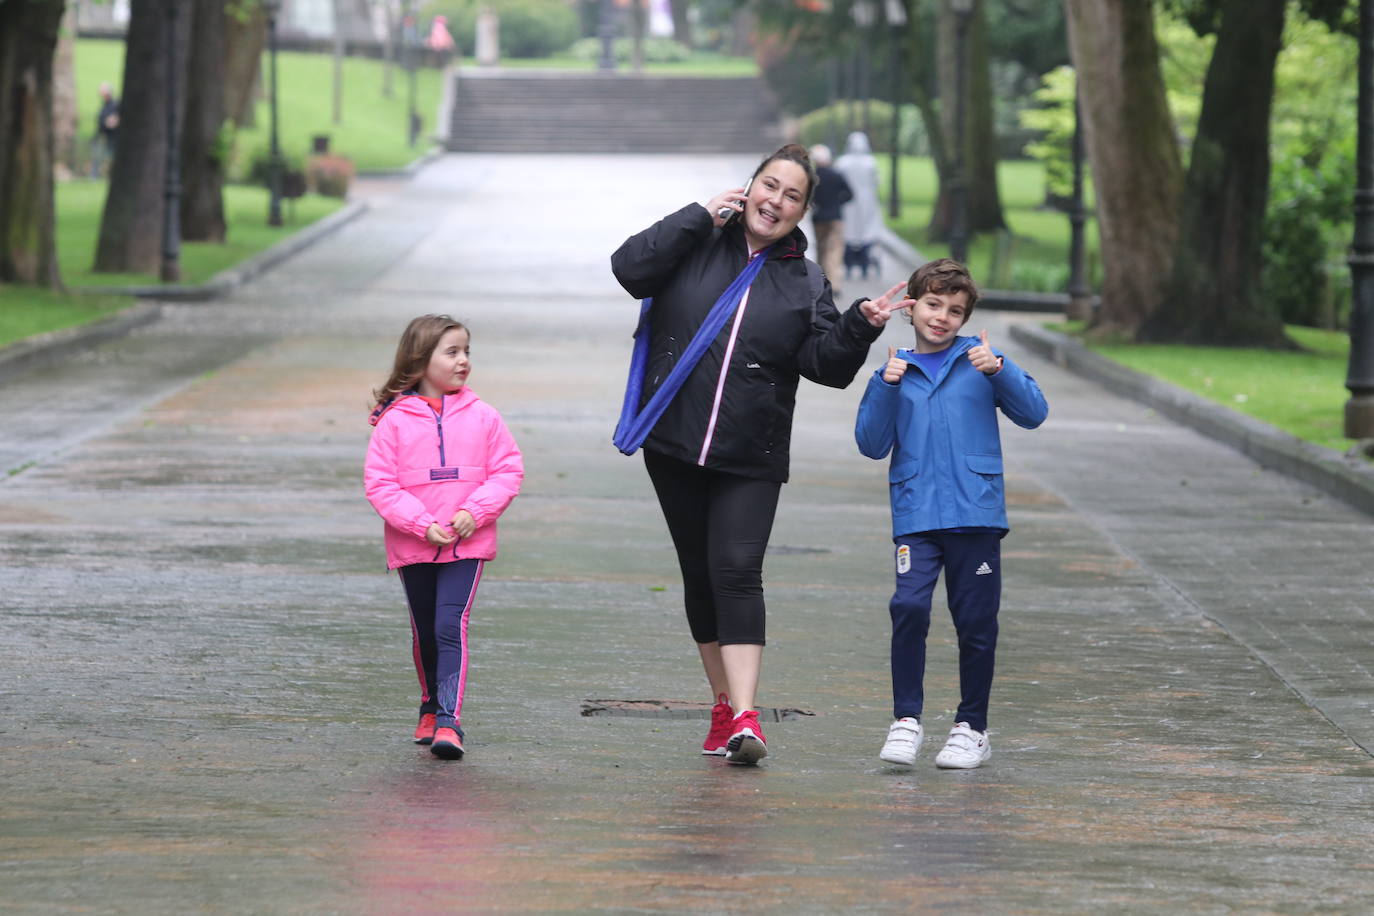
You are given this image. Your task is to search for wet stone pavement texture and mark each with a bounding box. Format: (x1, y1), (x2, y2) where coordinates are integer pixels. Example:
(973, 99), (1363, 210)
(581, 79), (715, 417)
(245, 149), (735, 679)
(2, 155), (1373, 914)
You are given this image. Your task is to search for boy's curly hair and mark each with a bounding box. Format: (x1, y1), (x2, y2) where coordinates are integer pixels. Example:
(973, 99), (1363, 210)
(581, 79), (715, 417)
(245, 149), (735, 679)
(906, 258), (980, 320)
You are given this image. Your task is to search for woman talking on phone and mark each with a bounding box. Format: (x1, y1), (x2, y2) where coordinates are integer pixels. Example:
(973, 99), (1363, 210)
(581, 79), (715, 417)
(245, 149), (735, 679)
(611, 144), (912, 764)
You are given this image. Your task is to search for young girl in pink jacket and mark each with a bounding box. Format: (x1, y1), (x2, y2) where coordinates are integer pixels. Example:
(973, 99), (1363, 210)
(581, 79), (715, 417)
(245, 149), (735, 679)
(364, 315), (524, 759)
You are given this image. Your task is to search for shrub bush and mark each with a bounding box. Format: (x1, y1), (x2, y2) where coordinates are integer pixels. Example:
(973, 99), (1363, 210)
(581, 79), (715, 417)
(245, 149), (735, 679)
(568, 36), (691, 64)
(305, 153), (356, 198)
(1262, 134), (1353, 330)
(245, 146), (305, 188)
(795, 101), (927, 157)
(427, 0), (579, 58)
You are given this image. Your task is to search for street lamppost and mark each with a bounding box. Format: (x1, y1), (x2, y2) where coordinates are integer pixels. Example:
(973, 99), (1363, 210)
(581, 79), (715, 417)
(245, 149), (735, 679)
(265, 0), (283, 227)
(852, 1), (875, 137)
(598, 0), (616, 72)
(160, 0), (183, 282)
(886, 0), (907, 220)
(404, 4), (419, 148)
(1066, 87), (1092, 321)
(948, 0), (973, 265)
(1346, 0), (1374, 440)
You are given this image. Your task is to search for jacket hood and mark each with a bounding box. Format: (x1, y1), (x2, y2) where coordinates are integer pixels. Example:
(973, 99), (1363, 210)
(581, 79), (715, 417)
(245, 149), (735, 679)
(897, 336), (978, 363)
(844, 131), (872, 155)
(369, 386), (478, 427)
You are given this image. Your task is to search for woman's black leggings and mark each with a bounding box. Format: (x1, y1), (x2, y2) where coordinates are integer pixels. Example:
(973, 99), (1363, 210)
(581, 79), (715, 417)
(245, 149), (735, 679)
(644, 449), (782, 646)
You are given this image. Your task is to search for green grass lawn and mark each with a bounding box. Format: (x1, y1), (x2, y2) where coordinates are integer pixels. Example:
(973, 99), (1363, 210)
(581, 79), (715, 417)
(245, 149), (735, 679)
(877, 156), (1100, 293)
(0, 287), (130, 349)
(1050, 321), (1357, 454)
(0, 183), (343, 350)
(56, 182), (344, 288)
(75, 38), (444, 175)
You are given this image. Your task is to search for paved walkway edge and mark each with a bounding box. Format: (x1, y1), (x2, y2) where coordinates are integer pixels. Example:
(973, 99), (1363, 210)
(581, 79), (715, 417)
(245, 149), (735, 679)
(1011, 321), (1374, 519)
(0, 198), (374, 382)
(73, 199), (371, 302)
(0, 301), (163, 385)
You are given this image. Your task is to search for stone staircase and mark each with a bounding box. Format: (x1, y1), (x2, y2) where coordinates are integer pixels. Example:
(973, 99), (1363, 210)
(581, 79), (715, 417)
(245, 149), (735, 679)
(445, 71), (782, 154)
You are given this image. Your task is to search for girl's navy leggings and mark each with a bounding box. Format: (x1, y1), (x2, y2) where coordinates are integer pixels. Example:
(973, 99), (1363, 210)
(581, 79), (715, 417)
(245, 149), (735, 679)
(398, 559), (484, 734)
(889, 532), (1001, 733)
(643, 449), (782, 646)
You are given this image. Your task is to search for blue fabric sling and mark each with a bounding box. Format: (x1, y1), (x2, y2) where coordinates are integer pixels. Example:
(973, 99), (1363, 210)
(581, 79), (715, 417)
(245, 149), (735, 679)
(613, 247), (772, 456)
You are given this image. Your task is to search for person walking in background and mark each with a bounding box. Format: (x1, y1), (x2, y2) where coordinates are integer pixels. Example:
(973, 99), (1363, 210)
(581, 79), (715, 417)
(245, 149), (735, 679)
(426, 15), (456, 67)
(611, 144), (911, 765)
(809, 144), (852, 295)
(89, 82), (119, 179)
(364, 315), (524, 760)
(834, 131), (883, 280)
(855, 259), (1047, 770)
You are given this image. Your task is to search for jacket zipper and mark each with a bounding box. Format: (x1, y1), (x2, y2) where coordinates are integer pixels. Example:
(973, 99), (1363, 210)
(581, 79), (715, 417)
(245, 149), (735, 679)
(432, 395), (445, 561)
(433, 395), (446, 466)
(698, 251), (759, 465)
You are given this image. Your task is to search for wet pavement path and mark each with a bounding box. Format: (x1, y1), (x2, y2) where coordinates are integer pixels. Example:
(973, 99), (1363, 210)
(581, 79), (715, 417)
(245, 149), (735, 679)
(2, 155), (1372, 914)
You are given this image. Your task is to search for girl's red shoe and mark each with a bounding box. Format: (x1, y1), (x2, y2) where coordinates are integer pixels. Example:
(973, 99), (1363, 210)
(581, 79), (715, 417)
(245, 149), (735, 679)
(413, 713), (437, 745)
(430, 726), (465, 759)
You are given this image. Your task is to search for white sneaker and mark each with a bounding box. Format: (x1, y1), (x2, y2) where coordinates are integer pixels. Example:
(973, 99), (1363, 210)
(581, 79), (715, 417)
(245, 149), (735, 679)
(879, 717), (923, 766)
(934, 722), (991, 769)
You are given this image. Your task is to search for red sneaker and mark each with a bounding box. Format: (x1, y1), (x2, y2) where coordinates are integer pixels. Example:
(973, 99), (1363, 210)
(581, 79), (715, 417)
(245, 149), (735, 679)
(413, 713), (437, 745)
(725, 709), (767, 765)
(430, 726), (465, 759)
(702, 693), (733, 756)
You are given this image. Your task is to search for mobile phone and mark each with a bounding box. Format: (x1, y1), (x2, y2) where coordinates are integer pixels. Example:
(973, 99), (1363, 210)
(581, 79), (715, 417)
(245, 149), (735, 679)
(718, 178), (752, 226)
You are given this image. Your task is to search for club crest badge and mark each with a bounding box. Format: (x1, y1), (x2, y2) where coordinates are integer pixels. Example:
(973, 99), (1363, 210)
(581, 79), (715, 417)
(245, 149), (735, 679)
(896, 544), (911, 575)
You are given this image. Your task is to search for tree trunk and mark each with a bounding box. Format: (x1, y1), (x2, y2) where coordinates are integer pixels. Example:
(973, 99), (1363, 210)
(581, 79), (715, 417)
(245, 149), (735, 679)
(668, 0), (691, 47)
(0, 0), (65, 287)
(224, 1), (266, 129)
(928, 0), (1004, 240)
(53, 5), (78, 179)
(181, 0), (226, 243)
(897, 11), (949, 234)
(965, 2), (1002, 233)
(94, 0), (189, 274)
(1064, 0), (1182, 335)
(1138, 0), (1293, 347)
(730, 8), (754, 57)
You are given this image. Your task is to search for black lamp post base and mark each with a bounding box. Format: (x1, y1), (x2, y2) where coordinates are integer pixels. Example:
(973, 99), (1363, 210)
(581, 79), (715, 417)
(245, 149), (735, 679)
(1066, 294), (1093, 323)
(1345, 395), (1374, 440)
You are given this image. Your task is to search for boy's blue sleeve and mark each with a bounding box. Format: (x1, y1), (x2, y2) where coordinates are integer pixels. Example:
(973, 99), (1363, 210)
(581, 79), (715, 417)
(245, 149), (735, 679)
(988, 353), (1048, 429)
(855, 369), (901, 459)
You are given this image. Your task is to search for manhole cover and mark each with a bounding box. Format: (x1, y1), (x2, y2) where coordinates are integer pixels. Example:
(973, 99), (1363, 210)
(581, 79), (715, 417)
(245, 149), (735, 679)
(581, 699), (815, 721)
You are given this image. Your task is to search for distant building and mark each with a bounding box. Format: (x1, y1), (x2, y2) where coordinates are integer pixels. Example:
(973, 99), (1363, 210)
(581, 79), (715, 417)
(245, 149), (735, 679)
(72, 0), (383, 45)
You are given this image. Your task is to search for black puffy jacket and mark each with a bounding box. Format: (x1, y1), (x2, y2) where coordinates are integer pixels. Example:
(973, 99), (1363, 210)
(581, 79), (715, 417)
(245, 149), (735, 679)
(611, 202), (883, 482)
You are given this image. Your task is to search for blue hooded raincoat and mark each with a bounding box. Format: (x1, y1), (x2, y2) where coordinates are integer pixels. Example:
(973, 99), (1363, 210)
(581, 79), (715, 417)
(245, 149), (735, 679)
(855, 336), (1048, 537)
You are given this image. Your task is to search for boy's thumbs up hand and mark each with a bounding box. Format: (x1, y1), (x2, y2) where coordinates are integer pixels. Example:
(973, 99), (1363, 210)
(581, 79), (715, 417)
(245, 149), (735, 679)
(882, 345), (907, 384)
(968, 328), (1002, 375)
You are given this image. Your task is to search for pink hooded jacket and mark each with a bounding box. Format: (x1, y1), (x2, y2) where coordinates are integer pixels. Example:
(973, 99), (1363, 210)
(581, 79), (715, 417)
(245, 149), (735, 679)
(364, 388), (523, 569)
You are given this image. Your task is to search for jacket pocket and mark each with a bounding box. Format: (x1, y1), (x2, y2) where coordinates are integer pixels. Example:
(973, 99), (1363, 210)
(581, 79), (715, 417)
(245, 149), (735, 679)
(889, 458), (920, 515)
(965, 453), (1003, 509)
(735, 351), (781, 453)
(645, 336), (678, 394)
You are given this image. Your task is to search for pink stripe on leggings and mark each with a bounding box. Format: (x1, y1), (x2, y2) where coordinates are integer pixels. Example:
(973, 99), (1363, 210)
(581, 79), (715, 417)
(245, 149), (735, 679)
(453, 561), (484, 723)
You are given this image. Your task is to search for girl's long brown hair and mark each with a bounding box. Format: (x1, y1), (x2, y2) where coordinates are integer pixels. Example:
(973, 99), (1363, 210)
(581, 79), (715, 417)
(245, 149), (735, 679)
(372, 314), (468, 409)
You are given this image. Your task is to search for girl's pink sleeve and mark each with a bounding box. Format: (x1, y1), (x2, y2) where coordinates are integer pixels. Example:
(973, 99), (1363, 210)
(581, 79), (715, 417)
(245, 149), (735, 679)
(460, 409), (524, 528)
(364, 415), (439, 538)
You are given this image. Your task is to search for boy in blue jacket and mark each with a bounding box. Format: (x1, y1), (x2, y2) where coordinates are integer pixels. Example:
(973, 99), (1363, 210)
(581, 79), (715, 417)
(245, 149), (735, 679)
(855, 259), (1048, 769)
